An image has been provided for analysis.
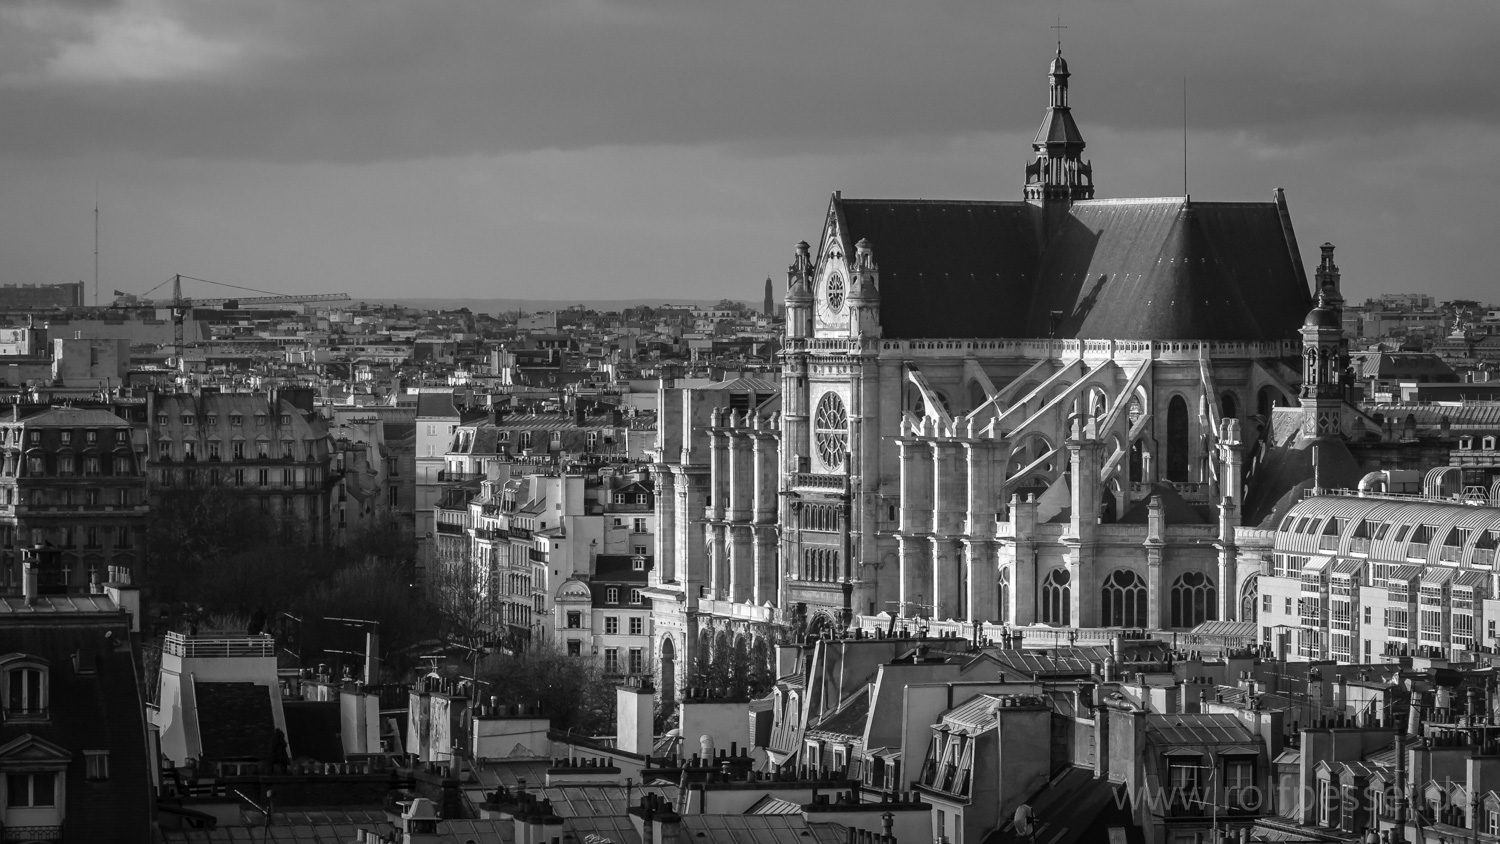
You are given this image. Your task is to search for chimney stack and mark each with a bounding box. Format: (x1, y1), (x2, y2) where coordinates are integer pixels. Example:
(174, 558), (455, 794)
(616, 679), (655, 756)
(22, 552), (39, 606)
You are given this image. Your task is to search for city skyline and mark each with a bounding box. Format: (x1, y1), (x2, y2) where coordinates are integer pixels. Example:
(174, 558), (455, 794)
(0, 0), (1494, 304)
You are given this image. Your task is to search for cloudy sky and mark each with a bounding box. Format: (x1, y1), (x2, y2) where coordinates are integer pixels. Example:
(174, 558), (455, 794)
(0, 0), (1494, 305)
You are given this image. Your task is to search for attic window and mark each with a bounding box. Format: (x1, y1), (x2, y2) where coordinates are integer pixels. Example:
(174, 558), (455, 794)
(71, 648), (97, 675)
(1487, 436), (1498, 450)
(1460, 436), (1474, 450)
(3, 661), (47, 718)
(84, 750), (109, 781)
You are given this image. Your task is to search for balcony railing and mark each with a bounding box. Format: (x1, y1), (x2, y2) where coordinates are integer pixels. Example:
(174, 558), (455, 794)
(3, 826), (62, 842)
(438, 470), (485, 483)
(791, 472), (845, 491)
(162, 631), (275, 659)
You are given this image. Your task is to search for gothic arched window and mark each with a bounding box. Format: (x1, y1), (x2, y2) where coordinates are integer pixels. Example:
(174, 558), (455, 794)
(1220, 392), (1237, 422)
(1166, 395), (1190, 482)
(1041, 568), (1071, 626)
(1100, 569), (1147, 628)
(1170, 571), (1216, 628)
(996, 568), (1010, 625)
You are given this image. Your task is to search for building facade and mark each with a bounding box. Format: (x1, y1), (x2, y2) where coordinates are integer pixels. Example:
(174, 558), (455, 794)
(148, 389), (335, 541)
(0, 406), (148, 593)
(651, 48), (1324, 696)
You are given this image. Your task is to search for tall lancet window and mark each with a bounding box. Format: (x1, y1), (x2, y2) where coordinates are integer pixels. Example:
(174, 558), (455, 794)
(1041, 569), (1071, 626)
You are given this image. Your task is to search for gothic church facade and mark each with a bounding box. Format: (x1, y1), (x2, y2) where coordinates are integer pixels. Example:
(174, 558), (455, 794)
(651, 50), (1325, 689)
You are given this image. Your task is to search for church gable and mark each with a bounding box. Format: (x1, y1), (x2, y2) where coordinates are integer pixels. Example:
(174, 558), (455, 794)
(813, 208), (852, 338)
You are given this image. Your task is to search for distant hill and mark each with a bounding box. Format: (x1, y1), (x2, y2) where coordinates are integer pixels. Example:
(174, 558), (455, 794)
(360, 297), (759, 314)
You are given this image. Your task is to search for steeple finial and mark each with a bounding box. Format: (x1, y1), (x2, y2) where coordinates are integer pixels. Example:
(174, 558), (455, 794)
(1052, 17), (1067, 53)
(1025, 42), (1094, 204)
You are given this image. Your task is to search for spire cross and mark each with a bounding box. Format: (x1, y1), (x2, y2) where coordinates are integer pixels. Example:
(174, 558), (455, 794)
(1052, 17), (1067, 52)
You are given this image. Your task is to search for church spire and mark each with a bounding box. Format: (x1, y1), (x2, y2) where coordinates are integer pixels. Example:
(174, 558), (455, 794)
(1024, 48), (1095, 203)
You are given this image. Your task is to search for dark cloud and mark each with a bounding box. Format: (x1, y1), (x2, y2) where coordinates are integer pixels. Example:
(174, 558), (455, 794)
(0, 0), (1495, 162)
(0, 0), (1493, 305)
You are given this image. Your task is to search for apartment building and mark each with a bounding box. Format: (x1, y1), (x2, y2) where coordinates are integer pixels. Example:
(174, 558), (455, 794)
(1256, 493), (1500, 663)
(0, 406), (148, 592)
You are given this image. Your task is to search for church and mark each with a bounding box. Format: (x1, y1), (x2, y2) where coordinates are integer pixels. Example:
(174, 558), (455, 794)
(650, 48), (1330, 684)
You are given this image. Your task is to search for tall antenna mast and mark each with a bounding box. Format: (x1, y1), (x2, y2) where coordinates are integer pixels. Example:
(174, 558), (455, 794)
(94, 185), (99, 307)
(1182, 77), (1189, 197)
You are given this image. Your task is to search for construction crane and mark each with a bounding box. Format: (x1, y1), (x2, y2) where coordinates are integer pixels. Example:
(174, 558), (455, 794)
(134, 274), (352, 363)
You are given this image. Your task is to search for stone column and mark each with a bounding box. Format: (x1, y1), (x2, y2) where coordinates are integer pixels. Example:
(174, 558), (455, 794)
(897, 431), (934, 616)
(1010, 494), (1038, 626)
(964, 437), (998, 622)
(782, 358), (809, 475)
(654, 468), (677, 583)
(729, 525), (754, 603)
(930, 439), (963, 619)
(708, 523), (727, 600)
(899, 535), (930, 619)
(728, 426), (753, 524)
(677, 470), (709, 611)
(753, 526), (777, 606)
(709, 422), (728, 522)
(752, 429), (776, 524)
(1145, 495), (1165, 628)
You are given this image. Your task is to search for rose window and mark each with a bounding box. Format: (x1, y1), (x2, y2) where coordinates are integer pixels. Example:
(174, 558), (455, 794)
(814, 392), (848, 469)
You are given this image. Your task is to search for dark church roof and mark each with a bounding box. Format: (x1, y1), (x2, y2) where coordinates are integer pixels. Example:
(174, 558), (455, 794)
(827, 194), (1311, 342)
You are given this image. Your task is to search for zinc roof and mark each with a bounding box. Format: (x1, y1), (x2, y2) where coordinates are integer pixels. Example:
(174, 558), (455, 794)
(679, 815), (847, 844)
(1144, 713), (1257, 747)
(1278, 495), (1500, 567)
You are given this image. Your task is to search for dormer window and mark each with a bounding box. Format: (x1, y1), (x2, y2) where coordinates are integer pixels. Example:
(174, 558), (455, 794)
(85, 429), (97, 444)
(280, 414), (291, 426)
(1460, 436), (1474, 450)
(632, 556), (645, 571)
(5, 772), (55, 808)
(3, 660), (46, 718)
(230, 414), (243, 427)
(206, 415), (218, 426)
(181, 415), (194, 425)
(1487, 436), (1498, 450)
(58, 431), (70, 445)
(156, 414), (167, 426)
